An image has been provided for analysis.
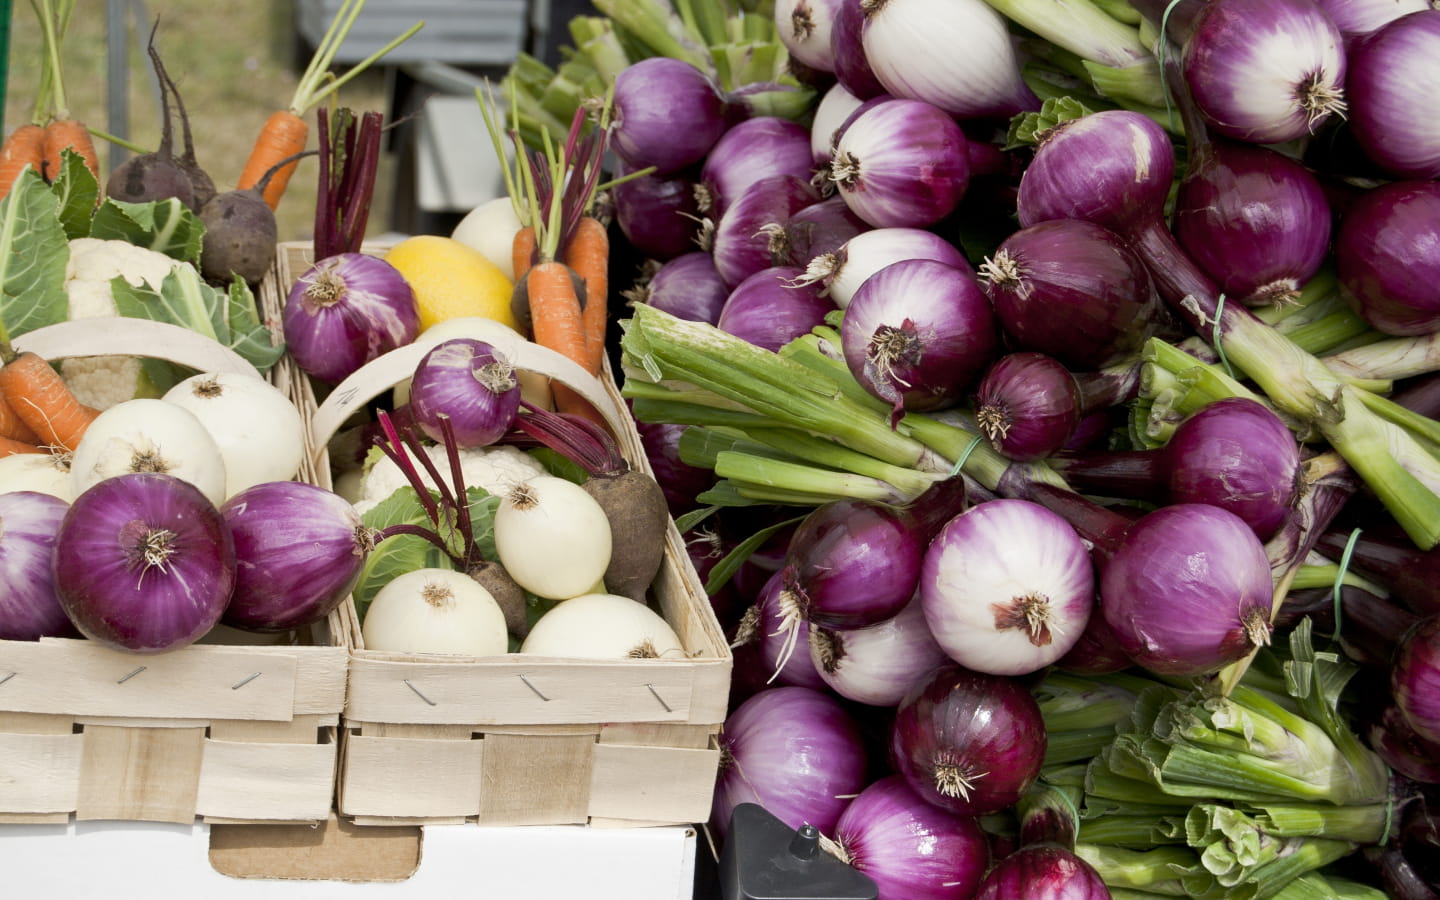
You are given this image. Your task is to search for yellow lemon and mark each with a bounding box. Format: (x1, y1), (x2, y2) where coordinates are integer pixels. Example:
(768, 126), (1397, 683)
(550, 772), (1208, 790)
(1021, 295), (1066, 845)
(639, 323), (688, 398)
(383, 235), (519, 332)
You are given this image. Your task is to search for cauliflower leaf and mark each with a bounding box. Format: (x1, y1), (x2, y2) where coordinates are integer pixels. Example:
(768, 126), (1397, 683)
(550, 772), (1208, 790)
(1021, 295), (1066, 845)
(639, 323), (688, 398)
(91, 196), (205, 263)
(0, 169), (69, 340)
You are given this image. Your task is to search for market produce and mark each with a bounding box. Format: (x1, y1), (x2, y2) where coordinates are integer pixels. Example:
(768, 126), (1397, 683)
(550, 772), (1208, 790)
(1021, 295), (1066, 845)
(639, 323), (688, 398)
(360, 566), (509, 655)
(493, 474), (613, 601)
(198, 150), (310, 284)
(519, 590), (684, 658)
(69, 397), (227, 506)
(408, 338), (522, 447)
(0, 490), (72, 640)
(161, 372), (305, 497)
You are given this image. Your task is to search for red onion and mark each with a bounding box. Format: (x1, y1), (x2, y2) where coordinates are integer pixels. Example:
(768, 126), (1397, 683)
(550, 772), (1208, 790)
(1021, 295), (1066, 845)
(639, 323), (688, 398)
(283, 252), (420, 384)
(611, 162), (704, 261)
(921, 498), (1095, 676)
(1367, 702), (1440, 785)
(0, 491), (73, 641)
(712, 685), (869, 840)
(1315, 528), (1440, 618)
(220, 481), (372, 632)
(737, 569), (830, 691)
(974, 843), (1112, 899)
(829, 0), (886, 99)
(811, 81), (867, 165)
(635, 251), (729, 326)
(635, 419), (714, 514)
(809, 595), (949, 706)
(1318, 0), (1432, 40)
(827, 98), (971, 228)
(890, 663), (1047, 817)
(807, 226), (973, 309)
(408, 338), (522, 447)
(830, 774), (990, 899)
(711, 174), (820, 289)
(975, 353), (1082, 462)
(1394, 614), (1440, 746)
(1140, 0), (1347, 143)
(782, 196), (870, 270)
(860, 0), (1039, 119)
(700, 117), (815, 217)
(55, 473), (235, 653)
(841, 258), (996, 423)
(610, 57), (728, 175)
(776, 0), (844, 72)
(1335, 180), (1440, 336)
(1100, 503), (1274, 677)
(1056, 609), (1134, 675)
(1345, 10), (1440, 179)
(979, 218), (1173, 370)
(1173, 136), (1332, 307)
(717, 265), (835, 353)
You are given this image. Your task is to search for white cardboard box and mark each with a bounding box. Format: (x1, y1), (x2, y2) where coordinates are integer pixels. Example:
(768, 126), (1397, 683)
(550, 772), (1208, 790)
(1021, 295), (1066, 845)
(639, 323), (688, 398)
(1, 818), (697, 898)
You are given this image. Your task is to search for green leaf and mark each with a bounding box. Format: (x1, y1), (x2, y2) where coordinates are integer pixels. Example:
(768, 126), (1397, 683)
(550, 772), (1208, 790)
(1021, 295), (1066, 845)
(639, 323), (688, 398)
(1005, 95), (1097, 149)
(48, 149), (100, 239)
(223, 276), (285, 373)
(0, 169), (71, 342)
(110, 264), (282, 373)
(89, 196), (205, 263)
(354, 487), (453, 620)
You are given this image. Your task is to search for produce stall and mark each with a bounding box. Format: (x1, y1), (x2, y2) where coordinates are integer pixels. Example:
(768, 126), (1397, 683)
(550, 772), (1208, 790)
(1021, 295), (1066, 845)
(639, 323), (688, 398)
(2, 0), (1440, 897)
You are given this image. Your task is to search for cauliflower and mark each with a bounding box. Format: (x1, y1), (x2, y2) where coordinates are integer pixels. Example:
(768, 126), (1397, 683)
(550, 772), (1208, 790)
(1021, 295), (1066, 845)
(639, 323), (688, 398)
(62, 238), (185, 409)
(352, 443), (547, 516)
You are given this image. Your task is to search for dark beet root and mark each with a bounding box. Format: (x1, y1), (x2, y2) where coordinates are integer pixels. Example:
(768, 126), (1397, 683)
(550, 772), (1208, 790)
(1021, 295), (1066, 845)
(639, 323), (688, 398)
(199, 149), (310, 284)
(147, 28), (215, 210)
(469, 561), (530, 638)
(583, 467), (670, 602)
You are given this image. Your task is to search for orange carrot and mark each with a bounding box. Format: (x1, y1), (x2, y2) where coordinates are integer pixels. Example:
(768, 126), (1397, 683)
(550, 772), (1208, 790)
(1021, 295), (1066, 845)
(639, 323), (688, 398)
(527, 260), (606, 425)
(0, 124), (46, 200)
(238, 109), (309, 211)
(0, 390), (43, 444)
(562, 215), (609, 375)
(40, 116), (99, 182)
(512, 224), (537, 283)
(0, 351), (101, 452)
(0, 435), (43, 457)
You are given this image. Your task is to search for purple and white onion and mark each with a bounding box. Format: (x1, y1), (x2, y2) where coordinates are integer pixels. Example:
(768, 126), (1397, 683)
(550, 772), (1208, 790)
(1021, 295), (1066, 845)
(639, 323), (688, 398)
(716, 265), (835, 353)
(0, 491), (73, 641)
(827, 98), (971, 228)
(283, 253), (420, 384)
(809, 595), (949, 706)
(610, 57), (728, 175)
(408, 338), (522, 447)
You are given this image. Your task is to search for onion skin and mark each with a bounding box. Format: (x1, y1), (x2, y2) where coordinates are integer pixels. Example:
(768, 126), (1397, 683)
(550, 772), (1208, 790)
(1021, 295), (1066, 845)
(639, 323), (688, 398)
(831, 774), (990, 900)
(610, 162), (704, 261)
(610, 58), (728, 175)
(1100, 503), (1274, 677)
(829, 98), (971, 228)
(408, 338), (522, 448)
(1335, 180), (1440, 336)
(700, 117), (815, 217)
(711, 175), (820, 289)
(821, 226), (973, 309)
(712, 685), (870, 840)
(1345, 10), (1440, 179)
(830, 0), (887, 99)
(975, 353), (1082, 462)
(638, 252), (729, 326)
(810, 595), (949, 707)
(220, 481), (371, 632)
(55, 473), (235, 654)
(974, 843), (1111, 899)
(891, 664), (1047, 817)
(283, 253), (420, 384)
(0, 491), (74, 641)
(1393, 615), (1440, 746)
(717, 265), (835, 353)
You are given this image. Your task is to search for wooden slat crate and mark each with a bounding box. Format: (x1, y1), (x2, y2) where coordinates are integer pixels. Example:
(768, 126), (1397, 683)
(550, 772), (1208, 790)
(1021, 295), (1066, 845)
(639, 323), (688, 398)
(266, 241), (732, 828)
(0, 317), (350, 825)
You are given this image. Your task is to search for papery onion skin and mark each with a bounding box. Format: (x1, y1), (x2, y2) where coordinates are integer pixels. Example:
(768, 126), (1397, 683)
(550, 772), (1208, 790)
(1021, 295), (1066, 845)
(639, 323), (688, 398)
(1393, 614), (1440, 746)
(829, 98), (971, 228)
(891, 663), (1047, 817)
(974, 843), (1112, 900)
(0, 491), (74, 641)
(700, 117), (816, 217)
(980, 219), (1170, 370)
(811, 81), (867, 165)
(55, 473), (235, 653)
(1335, 180), (1440, 336)
(810, 595), (949, 707)
(921, 498), (1094, 676)
(408, 338), (522, 447)
(638, 251), (729, 326)
(1173, 137), (1332, 306)
(1100, 503), (1274, 677)
(842, 258), (996, 422)
(717, 266), (835, 353)
(1345, 10), (1440, 179)
(860, 0), (1039, 119)
(283, 253), (420, 384)
(1164, 397), (1302, 542)
(745, 569), (830, 691)
(975, 353), (1082, 462)
(820, 226), (973, 309)
(220, 481), (371, 632)
(832, 774), (990, 900)
(1318, 0), (1432, 40)
(711, 175), (821, 289)
(611, 162), (704, 261)
(610, 57), (728, 175)
(712, 685), (869, 840)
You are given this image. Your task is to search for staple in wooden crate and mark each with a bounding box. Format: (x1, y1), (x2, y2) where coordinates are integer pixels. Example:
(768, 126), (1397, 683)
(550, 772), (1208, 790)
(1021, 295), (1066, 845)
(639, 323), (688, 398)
(265, 240), (733, 828)
(0, 316), (350, 825)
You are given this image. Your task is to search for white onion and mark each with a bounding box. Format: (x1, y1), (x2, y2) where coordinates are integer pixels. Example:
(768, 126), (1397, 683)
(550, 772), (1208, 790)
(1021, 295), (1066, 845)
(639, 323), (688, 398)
(361, 567), (509, 655)
(808, 595), (949, 706)
(161, 372), (305, 498)
(70, 398), (227, 505)
(493, 475), (612, 600)
(809, 81), (866, 165)
(520, 592), (684, 659)
(0, 451), (73, 500)
(775, 0), (844, 72)
(450, 197), (524, 281)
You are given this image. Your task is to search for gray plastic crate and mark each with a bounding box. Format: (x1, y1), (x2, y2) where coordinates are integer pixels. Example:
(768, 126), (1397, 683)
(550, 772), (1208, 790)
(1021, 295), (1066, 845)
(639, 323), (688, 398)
(296, 0), (531, 66)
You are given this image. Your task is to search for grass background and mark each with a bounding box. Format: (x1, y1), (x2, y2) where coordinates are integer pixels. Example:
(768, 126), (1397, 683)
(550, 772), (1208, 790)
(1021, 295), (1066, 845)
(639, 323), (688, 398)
(2, 0), (393, 244)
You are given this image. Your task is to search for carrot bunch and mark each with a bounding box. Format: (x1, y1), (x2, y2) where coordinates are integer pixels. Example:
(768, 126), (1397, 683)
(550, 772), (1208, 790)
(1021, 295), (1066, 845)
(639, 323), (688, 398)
(0, 0), (100, 201)
(481, 86), (614, 429)
(237, 0), (421, 210)
(0, 340), (99, 457)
